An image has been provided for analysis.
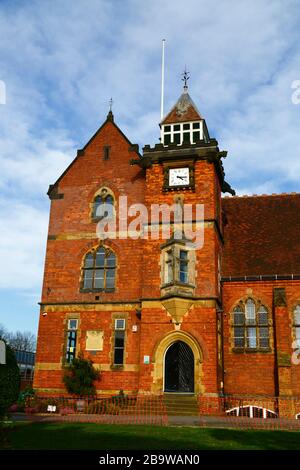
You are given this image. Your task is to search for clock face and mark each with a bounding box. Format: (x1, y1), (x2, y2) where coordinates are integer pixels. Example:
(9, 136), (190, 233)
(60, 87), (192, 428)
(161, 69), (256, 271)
(169, 167), (190, 186)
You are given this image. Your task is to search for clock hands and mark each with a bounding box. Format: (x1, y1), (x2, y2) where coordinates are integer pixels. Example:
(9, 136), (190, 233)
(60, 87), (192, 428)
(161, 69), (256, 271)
(168, 168), (189, 187)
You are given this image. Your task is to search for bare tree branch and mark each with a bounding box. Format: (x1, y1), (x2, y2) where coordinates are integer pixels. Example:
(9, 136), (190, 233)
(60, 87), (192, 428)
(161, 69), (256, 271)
(8, 331), (36, 352)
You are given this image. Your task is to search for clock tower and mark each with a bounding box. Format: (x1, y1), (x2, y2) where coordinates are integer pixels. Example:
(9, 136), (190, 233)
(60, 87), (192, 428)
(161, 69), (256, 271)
(131, 76), (234, 396)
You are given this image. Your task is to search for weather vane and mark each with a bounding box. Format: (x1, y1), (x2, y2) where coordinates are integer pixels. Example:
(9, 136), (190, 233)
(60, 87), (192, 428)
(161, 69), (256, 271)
(109, 97), (113, 112)
(181, 66), (190, 88)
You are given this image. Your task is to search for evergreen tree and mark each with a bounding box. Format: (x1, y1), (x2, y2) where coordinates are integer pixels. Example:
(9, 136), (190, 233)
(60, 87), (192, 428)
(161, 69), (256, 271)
(0, 343), (20, 417)
(63, 354), (100, 396)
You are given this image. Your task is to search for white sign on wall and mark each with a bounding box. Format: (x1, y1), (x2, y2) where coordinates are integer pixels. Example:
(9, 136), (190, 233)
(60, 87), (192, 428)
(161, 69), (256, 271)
(47, 405), (57, 413)
(0, 340), (6, 365)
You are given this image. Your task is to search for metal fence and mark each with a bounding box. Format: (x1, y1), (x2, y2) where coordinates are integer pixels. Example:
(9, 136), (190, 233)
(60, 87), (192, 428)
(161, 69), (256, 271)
(23, 394), (300, 430)
(198, 395), (300, 430)
(25, 394), (168, 426)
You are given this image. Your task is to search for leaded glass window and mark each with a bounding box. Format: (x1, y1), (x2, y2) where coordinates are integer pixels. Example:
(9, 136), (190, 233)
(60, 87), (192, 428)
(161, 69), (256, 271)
(82, 246), (116, 291)
(233, 299), (270, 350)
(92, 190), (114, 220)
(66, 319), (78, 364)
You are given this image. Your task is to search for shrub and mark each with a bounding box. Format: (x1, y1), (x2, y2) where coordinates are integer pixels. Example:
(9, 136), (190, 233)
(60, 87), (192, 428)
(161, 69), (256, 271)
(25, 406), (38, 415)
(62, 353), (100, 396)
(111, 389), (132, 408)
(19, 386), (35, 402)
(17, 386), (35, 409)
(9, 404), (19, 413)
(0, 344), (20, 418)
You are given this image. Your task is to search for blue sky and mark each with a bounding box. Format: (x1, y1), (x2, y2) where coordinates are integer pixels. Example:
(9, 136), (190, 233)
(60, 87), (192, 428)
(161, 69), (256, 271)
(0, 0), (300, 337)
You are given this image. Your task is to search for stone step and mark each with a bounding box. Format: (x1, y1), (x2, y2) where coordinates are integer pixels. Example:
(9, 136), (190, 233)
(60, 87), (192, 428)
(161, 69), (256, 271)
(163, 394), (199, 416)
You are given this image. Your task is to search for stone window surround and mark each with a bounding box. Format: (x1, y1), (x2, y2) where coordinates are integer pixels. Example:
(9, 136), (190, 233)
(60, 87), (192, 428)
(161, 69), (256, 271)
(230, 297), (273, 354)
(90, 186), (116, 222)
(79, 244), (116, 293)
(160, 240), (196, 287)
(110, 312), (128, 371)
(62, 312), (81, 366)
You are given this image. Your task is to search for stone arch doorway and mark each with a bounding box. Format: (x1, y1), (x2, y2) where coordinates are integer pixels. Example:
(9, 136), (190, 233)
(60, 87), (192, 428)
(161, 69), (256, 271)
(151, 331), (204, 395)
(164, 341), (194, 393)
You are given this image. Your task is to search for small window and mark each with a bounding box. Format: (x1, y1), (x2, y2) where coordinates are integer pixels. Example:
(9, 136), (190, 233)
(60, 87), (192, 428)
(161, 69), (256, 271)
(165, 250), (173, 284)
(245, 299), (256, 325)
(164, 134), (171, 145)
(164, 125), (171, 132)
(92, 189), (114, 221)
(179, 250), (188, 283)
(68, 319), (78, 330)
(113, 319), (126, 365)
(163, 247), (190, 286)
(66, 319), (78, 364)
(173, 133), (180, 145)
(183, 132), (190, 144)
(183, 123), (190, 130)
(103, 146), (110, 160)
(173, 124), (180, 131)
(193, 131), (200, 142)
(115, 319), (125, 330)
(193, 122), (200, 129)
(114, 331), (125, 365)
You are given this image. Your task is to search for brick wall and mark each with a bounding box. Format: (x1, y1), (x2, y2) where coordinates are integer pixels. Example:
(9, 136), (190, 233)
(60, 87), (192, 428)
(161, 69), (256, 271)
(34, 114), (300, 399)
(222, 280), (300, 396)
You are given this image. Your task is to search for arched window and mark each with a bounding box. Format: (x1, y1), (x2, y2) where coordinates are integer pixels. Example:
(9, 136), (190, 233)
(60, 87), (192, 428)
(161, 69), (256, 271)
(293, 305), (300, 347)
(232, 298), (270, 350)
(92, 188), (114, 221)
(81, 246), (116, 291)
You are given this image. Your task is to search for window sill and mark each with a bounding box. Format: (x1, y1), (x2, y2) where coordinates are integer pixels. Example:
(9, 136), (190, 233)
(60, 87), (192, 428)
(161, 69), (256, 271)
(161, 281), (195, 289)
(110, 364), (124, 371)
(232, 347), (272, 354)
(80, 288), (115, 293)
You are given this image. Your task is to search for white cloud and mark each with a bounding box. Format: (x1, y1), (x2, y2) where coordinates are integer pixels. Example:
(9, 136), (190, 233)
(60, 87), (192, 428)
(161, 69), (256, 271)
(0, 0), (299, 302)
(0, 201), (48, 289)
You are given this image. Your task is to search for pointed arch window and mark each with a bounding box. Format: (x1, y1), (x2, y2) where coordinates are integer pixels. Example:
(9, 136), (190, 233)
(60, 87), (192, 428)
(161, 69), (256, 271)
(232, 299), (270, 351)
(81, 246), (116, 292)
(92, 188), (114, 221)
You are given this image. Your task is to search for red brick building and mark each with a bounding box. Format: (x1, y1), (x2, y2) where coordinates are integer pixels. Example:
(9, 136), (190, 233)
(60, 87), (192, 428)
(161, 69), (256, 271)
(34, 83), (300, 400)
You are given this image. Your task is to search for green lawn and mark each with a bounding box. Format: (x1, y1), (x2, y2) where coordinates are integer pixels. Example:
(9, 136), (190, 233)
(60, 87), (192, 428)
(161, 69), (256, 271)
(1, 422), (300, 450)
